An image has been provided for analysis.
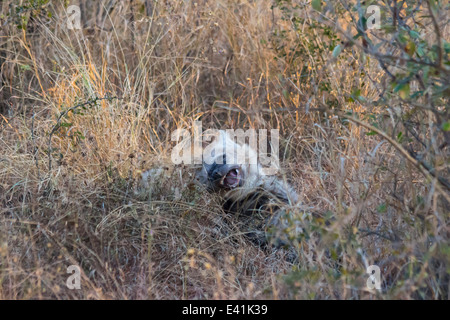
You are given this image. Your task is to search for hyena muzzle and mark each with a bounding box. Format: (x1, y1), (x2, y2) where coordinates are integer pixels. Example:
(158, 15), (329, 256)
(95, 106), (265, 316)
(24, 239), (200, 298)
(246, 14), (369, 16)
(195, 130), (299, 250)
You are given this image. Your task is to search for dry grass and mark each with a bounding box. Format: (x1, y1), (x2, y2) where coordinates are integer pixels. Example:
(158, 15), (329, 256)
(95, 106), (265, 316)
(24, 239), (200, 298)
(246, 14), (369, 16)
(0, 0), (448, 299)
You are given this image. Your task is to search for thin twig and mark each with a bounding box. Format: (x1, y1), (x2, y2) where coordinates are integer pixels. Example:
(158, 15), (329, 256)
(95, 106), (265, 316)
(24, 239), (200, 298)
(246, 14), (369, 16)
(47, 96), (122, 173)
(329, 108), (450, 203)
(31, 108), (40, 180)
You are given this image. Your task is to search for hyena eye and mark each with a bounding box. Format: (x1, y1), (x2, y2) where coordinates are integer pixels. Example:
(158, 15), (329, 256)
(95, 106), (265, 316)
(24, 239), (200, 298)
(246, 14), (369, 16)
(222, 168), (241, 188)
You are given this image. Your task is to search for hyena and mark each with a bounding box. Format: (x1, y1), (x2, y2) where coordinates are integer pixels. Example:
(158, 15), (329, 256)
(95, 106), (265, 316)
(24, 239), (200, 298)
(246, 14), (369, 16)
(195, 130), (299, 249)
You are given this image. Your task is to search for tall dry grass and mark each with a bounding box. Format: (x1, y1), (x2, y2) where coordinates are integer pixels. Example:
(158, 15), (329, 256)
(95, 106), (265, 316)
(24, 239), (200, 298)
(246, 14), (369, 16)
(0, 0), (448, 299)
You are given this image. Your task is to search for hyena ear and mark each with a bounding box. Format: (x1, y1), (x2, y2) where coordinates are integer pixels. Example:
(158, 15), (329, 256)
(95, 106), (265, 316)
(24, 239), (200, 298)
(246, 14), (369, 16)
(194, 166), (209, 187)
(201, 129), (222, 148)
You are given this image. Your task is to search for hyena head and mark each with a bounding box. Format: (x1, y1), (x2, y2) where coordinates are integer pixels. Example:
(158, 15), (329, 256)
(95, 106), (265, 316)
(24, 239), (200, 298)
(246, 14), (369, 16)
(195, 130), (262, 193)
(195, 129), (300, 252)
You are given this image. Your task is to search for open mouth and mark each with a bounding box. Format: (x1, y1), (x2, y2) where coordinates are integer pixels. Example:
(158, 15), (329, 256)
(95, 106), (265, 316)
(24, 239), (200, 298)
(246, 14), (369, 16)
(221, 168), (241, 189)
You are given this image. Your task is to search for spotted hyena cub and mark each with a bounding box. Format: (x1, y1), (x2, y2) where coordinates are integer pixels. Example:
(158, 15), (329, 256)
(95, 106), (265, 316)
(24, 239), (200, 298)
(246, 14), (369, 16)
(195, 130), (299, 249)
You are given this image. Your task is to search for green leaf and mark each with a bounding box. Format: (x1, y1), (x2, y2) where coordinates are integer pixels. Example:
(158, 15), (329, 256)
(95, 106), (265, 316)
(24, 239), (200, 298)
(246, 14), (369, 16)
(405, 41), (416, 56)
(60, 122), (72, 128)
(377, 203), (387, 213)
(409, 30), (420, 39)
(366, 131), (377, 136)
(416, 45), (425, 58)
(312, 0), (321, 12)
(332, 45), (342, 58)
(381, 24), (396, 33)
(20, 64), (32, 71)
(75, 131), (85, 139)
(444, 41), (450, 54)
(410, 91), (423, 99)
(394, 82), (410, 99)
(397, 31), (407, 45)
(398, 83), (410, 100)
(442, 122), (450, 132)
(357, 16), (368, 32)
(349, 88), (365, 102)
